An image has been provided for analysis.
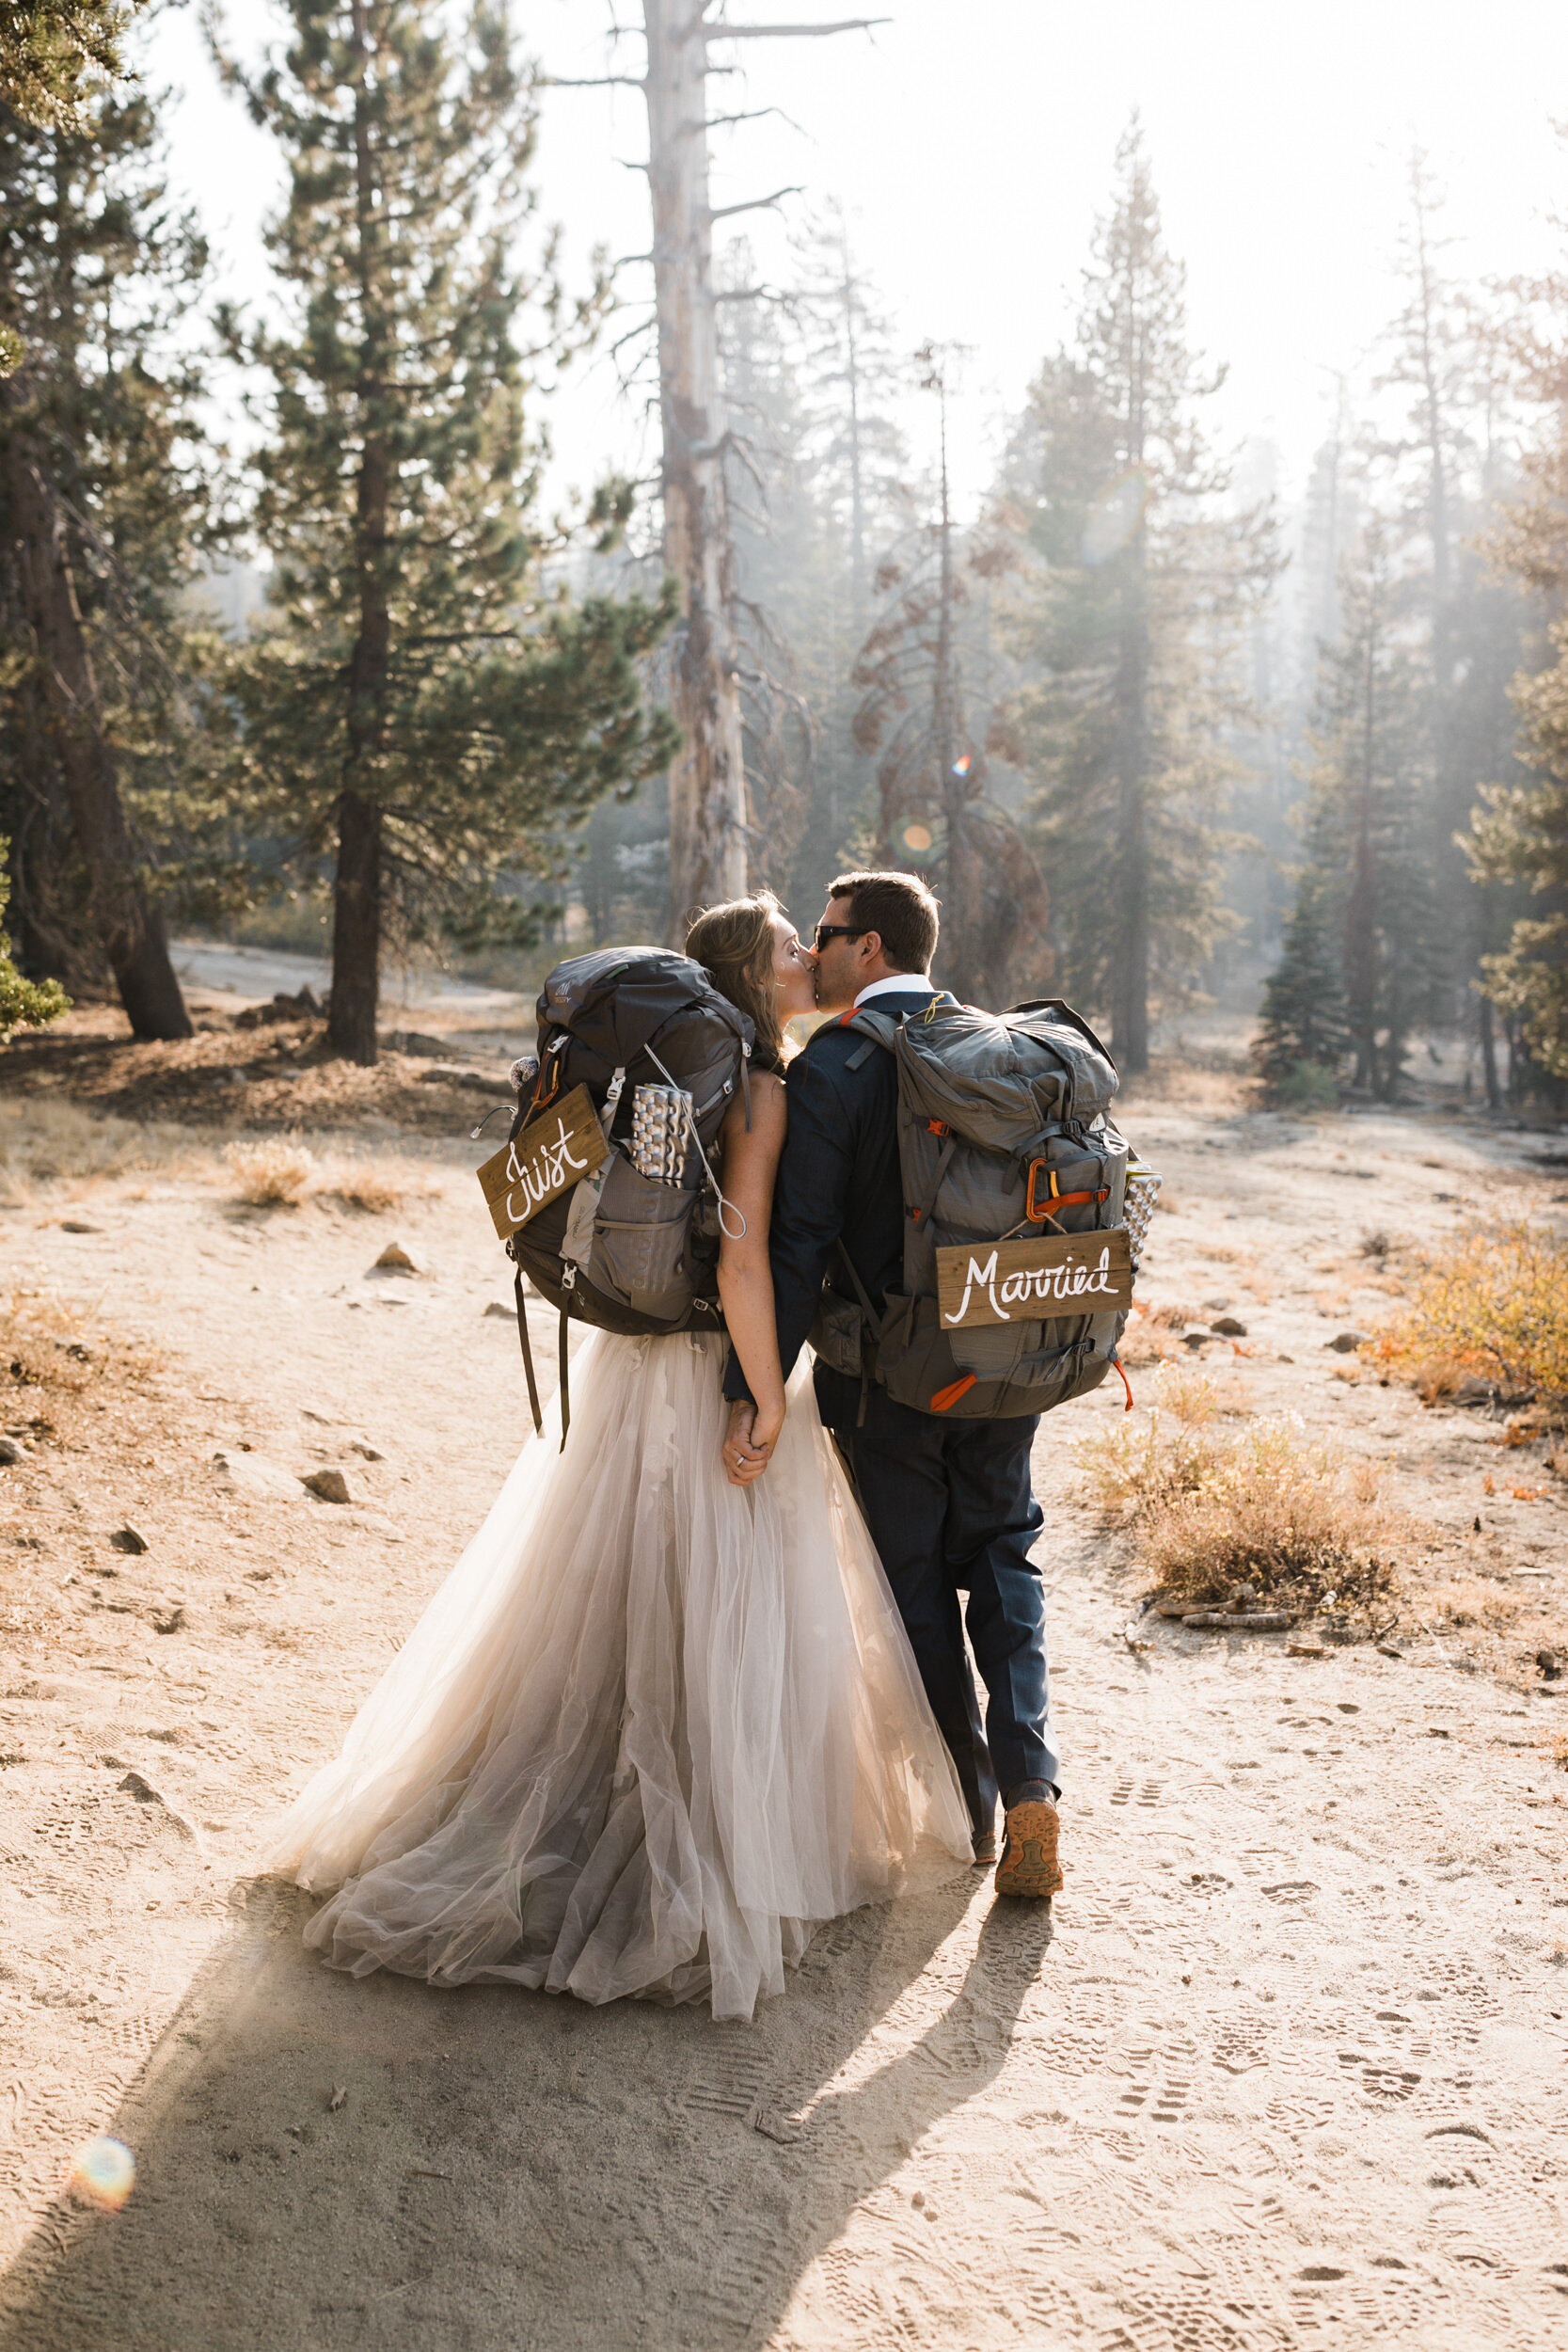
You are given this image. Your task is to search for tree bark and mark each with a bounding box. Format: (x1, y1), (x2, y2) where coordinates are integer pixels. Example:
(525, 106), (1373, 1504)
(1, 399), (190, 1040)
(1112, 561), (1150, 1073)
(642, 1), (748, 938)
(329, 0), (390, 1067)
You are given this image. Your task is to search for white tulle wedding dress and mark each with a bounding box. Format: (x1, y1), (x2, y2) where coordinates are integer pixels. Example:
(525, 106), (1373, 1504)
(270, 1328), (972, 2021)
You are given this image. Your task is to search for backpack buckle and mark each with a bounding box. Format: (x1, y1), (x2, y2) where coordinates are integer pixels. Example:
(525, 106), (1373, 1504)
(1024, 1159), (1053, 1221)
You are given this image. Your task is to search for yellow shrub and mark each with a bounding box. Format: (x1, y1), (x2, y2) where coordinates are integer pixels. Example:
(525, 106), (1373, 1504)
(1375, 1222), (1568, 1406)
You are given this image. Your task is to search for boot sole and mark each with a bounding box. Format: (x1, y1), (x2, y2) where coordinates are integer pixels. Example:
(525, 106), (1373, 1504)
(993, 1801), (1064, 1899)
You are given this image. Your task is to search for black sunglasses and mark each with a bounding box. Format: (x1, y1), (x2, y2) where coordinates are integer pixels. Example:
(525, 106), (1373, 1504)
(814, 923), (867, 951)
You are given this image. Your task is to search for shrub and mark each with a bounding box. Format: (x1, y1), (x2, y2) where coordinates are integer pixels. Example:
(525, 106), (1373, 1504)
(1271, 1057), (1338, 1112)
(224, 1136), (317, 1206)
(1076, 1363), (1401, 1623)
(1374, 1222), (1568, 1408)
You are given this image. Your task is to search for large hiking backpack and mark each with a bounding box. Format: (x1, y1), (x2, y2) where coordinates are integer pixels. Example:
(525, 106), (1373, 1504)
(501, 946), (754, 1437)
(810, 993), (1134, 1422)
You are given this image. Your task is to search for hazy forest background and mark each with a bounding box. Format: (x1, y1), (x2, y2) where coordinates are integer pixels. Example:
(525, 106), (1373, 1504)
(5, 0), (1568, 1104)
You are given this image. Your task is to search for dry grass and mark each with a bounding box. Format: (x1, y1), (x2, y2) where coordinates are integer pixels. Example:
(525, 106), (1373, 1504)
(1076, 1361), (1402, 1628)
(1551, 1735), (1568, 1772)
(224, 1136), (318, 1206)
(0, 1098), (192, 1200)
(220, 1136), (439, 1215)
(1375, 1222), (1568, 1411)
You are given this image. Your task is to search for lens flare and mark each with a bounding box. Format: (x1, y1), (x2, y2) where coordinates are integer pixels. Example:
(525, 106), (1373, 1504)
(901, 821), (934, 856)
(950, 755), (972, 778)
(68, 2137), (135, 2212)
(1081, 467), (1153, 566)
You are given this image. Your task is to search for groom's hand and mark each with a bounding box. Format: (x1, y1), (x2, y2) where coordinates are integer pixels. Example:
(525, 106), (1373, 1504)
(723, 1400), (771, 1487)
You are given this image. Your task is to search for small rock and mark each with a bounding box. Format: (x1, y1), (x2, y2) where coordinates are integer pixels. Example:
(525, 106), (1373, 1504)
(150, 1600), (185, 1635)
(1276, 1353), (1294, 1364)
(110, 1526), (149, 1556)
(328, 2086), (347, 2112)
(59, 1219), (103, 1235)
(372, 1243), (419, 1274)
(1181, 1329), (1212, 1350)
(483, 1301), (514, 1320)
(1376, 1643), (1405, 1661)
(0, 1437), (28, 1466)
(213, 1448), (302, 1501)
(1325, 1332), (1366, 1354)
(303, 1467), (356, 1506)
(1122, 1623), (1154, 1653)
(348, 1440), (385, 1462)
(1287, 1635), (1327, 1658)
(1211, 1315), (1248, 1337)
(1539, 1648), (1564, 1682)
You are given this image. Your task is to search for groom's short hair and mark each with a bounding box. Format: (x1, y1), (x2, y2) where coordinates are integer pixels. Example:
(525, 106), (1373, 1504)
(828, 870), (940, 975)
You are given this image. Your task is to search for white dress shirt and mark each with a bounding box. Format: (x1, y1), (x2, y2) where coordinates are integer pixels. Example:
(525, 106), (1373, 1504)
(854, 974), (939, 1009)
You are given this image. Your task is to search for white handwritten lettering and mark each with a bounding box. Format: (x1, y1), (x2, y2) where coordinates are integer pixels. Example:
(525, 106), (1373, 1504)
(943, 1243), (1116, 1327)
(503, 1115), (593, 1226)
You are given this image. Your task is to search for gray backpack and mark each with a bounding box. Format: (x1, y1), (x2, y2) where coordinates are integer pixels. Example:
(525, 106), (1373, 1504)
(810, 995), (1133, 1422)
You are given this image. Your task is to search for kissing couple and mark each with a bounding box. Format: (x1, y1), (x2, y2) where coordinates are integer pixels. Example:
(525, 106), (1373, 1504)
(272, 870), (1069, 2023)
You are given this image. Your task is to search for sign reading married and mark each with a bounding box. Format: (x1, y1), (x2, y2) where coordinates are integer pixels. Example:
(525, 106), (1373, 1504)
(936, 1228), (1133, 1330)
(478, 1086), (608, 1241)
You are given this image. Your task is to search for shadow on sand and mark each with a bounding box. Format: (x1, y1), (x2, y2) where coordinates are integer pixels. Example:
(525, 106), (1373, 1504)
(0, 1867), (1053, 2351)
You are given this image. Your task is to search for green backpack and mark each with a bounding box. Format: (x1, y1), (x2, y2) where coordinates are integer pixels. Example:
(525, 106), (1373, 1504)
(810, 995), (1137, 1422)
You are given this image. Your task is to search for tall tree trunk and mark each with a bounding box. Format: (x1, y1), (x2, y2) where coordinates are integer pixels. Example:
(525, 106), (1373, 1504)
(1345, 639), (1379, 1092)
(1, 403), (190, 1040)
(643, 0), (746, 937)
(330, 0), (389, 1067)
(1478, 988), (1501, 1111)
(1112, 559), (1150, 1073)
(933, 379), (979, 999)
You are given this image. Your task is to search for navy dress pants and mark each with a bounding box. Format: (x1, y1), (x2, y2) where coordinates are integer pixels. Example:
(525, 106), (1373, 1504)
(815, 1367), (1058, 1835)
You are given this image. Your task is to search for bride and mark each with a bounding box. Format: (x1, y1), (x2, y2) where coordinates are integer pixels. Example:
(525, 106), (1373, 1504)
(269, 892), (972, 2021)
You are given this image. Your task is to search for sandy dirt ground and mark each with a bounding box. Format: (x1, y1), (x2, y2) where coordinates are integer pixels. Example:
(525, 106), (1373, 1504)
(0, 1005), (1565, 2350)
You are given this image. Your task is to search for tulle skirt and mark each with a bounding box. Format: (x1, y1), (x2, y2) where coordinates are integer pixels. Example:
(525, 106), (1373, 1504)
(269, 1328), (972, 2021)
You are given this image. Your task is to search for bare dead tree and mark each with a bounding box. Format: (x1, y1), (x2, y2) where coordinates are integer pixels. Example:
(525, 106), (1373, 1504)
(550, 5), (886, 939)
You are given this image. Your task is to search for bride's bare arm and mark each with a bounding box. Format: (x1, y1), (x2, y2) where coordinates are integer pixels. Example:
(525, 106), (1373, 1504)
(716, 1073), (788, 1464)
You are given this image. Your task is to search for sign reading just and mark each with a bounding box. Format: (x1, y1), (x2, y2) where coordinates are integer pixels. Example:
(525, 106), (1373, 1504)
(936, 1229), (1133, 1330)
(478, 1085), (607, 1240)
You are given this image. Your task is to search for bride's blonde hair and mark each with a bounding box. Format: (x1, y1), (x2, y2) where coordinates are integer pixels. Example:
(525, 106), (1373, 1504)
(685, 889), (784, 1055)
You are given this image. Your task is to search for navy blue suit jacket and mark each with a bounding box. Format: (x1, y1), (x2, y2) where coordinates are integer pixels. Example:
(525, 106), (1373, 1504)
(722, 986), (940, 1406)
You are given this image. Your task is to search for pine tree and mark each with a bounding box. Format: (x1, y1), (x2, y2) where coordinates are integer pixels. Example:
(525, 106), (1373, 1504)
(1274, 530), (1441, 1101)
(215, 0), (676, 1064)
(0, 849), (67, 1037)
(1455, 133), (1568, 1087)
(0, 69), (206, 1035)
(1003, 118), (1275, 1070)
(0, 3), (134, 135)
(1251, 842), (1350, 1098)
(851, 345), (1050, 1008)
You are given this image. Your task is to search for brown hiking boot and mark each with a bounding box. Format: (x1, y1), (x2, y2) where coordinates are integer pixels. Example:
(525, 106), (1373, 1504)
(993, 1788), (1063, 1900)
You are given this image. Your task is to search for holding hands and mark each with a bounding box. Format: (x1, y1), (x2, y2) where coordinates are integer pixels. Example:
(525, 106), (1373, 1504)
(723, 1397), (783, 1487)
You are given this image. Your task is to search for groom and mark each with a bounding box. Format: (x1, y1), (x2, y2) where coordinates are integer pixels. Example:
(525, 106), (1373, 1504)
(723, 870), (1062, 1901)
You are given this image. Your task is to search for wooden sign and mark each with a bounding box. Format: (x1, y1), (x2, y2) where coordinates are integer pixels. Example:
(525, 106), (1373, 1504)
(936, 1229), (1132, 1330)
(477, 1086), (608, 1240)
